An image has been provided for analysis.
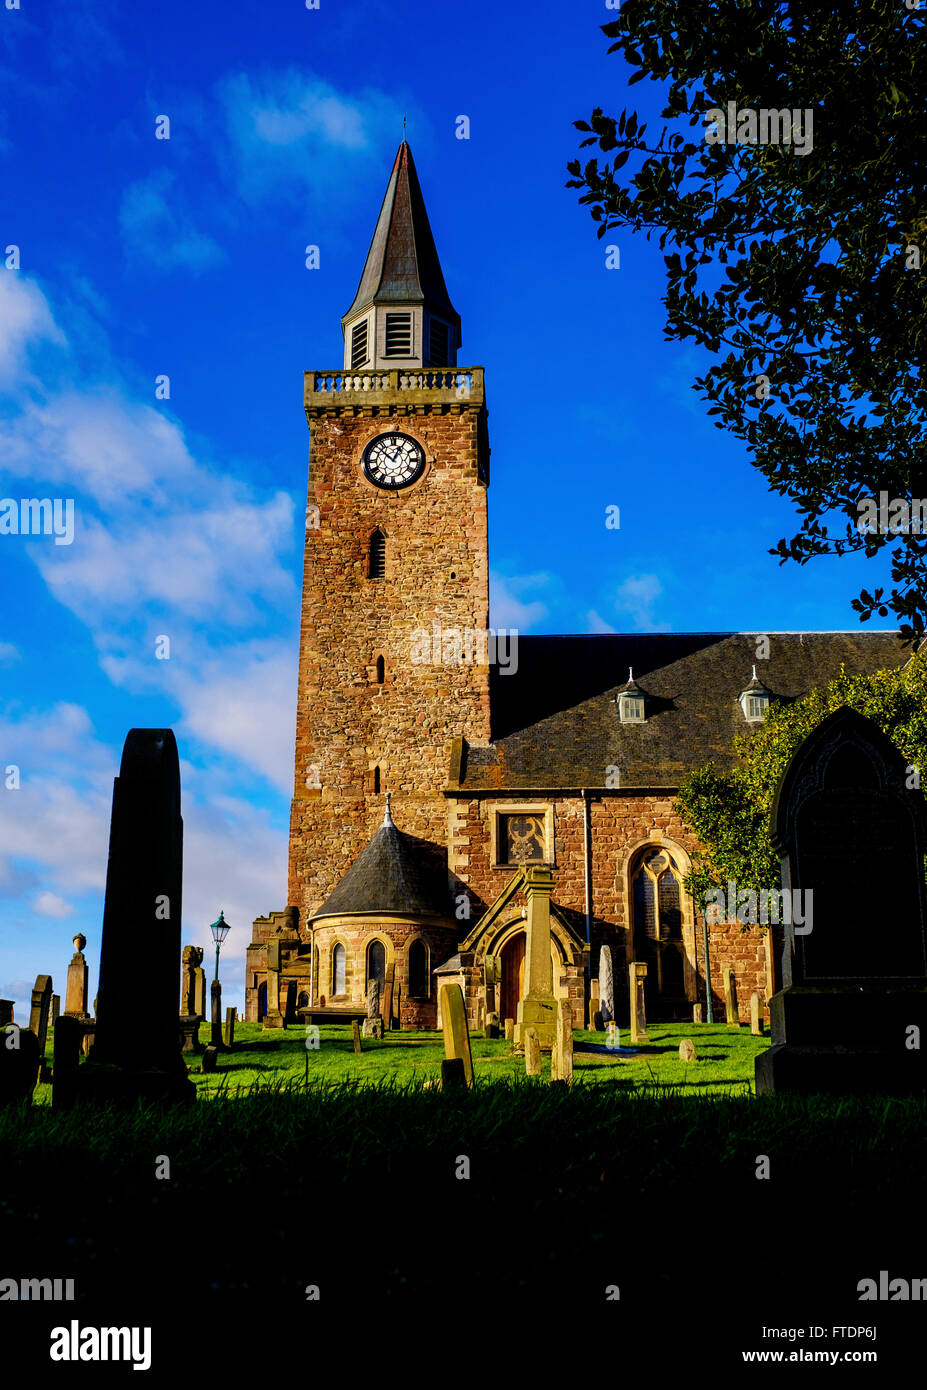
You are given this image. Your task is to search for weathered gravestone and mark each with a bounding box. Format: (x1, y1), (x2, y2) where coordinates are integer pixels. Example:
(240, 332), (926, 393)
(263, 940), (285, 1030)
(351, 1019), (362, 1055)
(756, 708), (927, 1095)
(29, 975), (52, 1082)
(513, 865), (557, 1051)
(524, 1026), (541, 1077)
(723, 967), (740, 1027)
(201, 1045), (219, 1074)
(381, 963), (395, 1033)
(210, 979), (223, 1049)
(750, 991), (763, 1036)
(484, 1011), (501, 1039)
(439, 982), (473, 1086)
(179, 945), (204, 1054)
(628, 961), (649, 1044)
(504, 1017), (515, 1041)
(679, 1038), (698, 1062)
(588, 977), (600, 1030)
(0, 1025), (40, 1107)
(51, 994), (60, 1027)
(550, 1000), (573, 1083)
(362, 979), (384, 1039)
(224, 1007), (236, 1048)
(692, 1003), (703, 1024)
(599, 946), (615, 1025)
(65, 729), (195, 1106)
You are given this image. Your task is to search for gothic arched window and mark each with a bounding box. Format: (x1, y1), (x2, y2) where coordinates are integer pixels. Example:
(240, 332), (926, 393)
(630, 848), (687, 1011)
(369, 528), (386, 579)
(409, 938), (429, 998)
(367, 940), (386, 992)
(332, 943), (346, 997)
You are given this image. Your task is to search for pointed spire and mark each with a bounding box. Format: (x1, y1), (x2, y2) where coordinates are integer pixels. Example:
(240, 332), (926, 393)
(341, 142), (461, 368)
(383, 791), (394, 828)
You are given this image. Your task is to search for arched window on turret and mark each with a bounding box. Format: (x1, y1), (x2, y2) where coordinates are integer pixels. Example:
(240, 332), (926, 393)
(368, 528), (386, 579)
(332, 943), (346, 997)
(409, 938), (429, 998)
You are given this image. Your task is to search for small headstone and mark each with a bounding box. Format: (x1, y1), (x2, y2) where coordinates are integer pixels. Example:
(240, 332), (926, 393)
(591, 1009), (604, 1033)
(629, 962), (649, 1044)
(351, 1019), (362, 1054)
(723, 967), (740, 1027)
(484, 1011), (500, 1039)
(692, 1003), (703, 1024)
(202, 1045), (219, 1073)
(28, 974), (52, 1082)
(263, 939), (285, 1029)
(598, 946), (614, 1024)
(224, 1006), (236, 1047)
(606, 1020), (619, 1049)
(439, 983), (473, 1086)
(0, 1001), (13, 1026)
(440, 1057), (467, 1089)
(361, 979), (383, 1038)
(679, 1038), (698, 1062)
(504, 1017), (515, 1041)
(382, 964), (395, 1033)
(588, 978), (600, 1030)
(553, 1000), (573, 1084)
(524, 1026), (541, 1077)
(51, 994), (60, 1027)
(0, 1026), (40, 1107)
(750, 991), (762, 1035)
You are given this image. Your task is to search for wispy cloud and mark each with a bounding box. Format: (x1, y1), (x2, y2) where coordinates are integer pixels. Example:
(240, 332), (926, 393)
(120, 170), (224, 271)
(490, 571), (551, 631)
(613, 573), (670, 631)
(586, 609), (617, 633)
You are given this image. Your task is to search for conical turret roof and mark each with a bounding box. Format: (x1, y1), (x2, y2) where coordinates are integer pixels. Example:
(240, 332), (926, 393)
(341, 141), (460, 333)
(310, 799), (454, 921)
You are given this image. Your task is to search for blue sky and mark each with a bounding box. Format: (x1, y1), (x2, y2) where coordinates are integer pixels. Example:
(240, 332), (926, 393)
(0, 0), (893, 1017)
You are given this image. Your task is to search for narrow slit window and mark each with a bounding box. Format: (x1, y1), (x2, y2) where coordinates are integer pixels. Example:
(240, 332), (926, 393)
(429, 319), (449, 366)
(373, 765), (381, 794)
(369, 528), (386, 579)
(375, 655), (385, 684)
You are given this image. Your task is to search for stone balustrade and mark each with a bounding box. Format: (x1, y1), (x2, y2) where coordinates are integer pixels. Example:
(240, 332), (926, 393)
(305, 366), (484, 416)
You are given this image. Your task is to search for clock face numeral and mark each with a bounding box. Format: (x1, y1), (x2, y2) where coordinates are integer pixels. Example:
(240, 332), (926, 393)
(362, 432), (425, 490)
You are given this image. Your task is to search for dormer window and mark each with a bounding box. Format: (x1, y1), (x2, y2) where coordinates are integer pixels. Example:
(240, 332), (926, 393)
(617, 669), (646, 723)
(739, 666), (771, 722)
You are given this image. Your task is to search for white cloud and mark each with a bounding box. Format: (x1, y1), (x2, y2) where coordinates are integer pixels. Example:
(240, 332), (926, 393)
(33, 890), (74, 918)
(490, 571), (550, 631)
(586, 609), (617, 633)
(614, 573), (670, 631)
(0, 274), (66, 385)
(120, 170), (224, 271)
(0, 642), (20, 664)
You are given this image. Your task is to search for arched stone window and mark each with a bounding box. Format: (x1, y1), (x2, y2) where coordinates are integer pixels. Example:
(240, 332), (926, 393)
(332, 943), (346, 997)
(409, 938), (429, 998)
(367, 940), (386, 992)
(375, 655), (385, 684)
(631, 847), (687, 1014)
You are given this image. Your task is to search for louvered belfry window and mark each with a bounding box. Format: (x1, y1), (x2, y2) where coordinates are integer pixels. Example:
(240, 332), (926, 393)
(369, 528), (386, 579)
(384, 313), (412, 356)
(351, 320), (368, 369)
(429, 319), (449, 366)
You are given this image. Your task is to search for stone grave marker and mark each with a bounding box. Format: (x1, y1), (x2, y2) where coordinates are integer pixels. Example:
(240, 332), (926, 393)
(524, 1026), (541, 1077)
(551, 1000), (573, 1083)
(224, 1007), (236, 1047)
(64, 934), (89, 1020)
(202, 1045), (219, 1074)
(588, 977), (600, 1030)
(263, 940), (285, 1030)
(28, 975), (52, 1082)
(723, 967), (740, 1027)
(51, 995), (60, 1027)
(513, 865), (557, 1051)
(484, 1011), (500, 1039)
(504, 1017), (514, 1041)
(439, 982), (473, 1086)
(69, 729), (194, 1106)
(756, 707), (927, 1095)
(362, 979), (384, 1039)
(599, 945), (615, 1024)
(679, 1038), (698, 1062)
(179, 945), (204, 1053)
(351, 1019), (362, 1054)
(441, 1057), (467, 1089)
(0, 1025), (40, 1107)
(628, 962), (649, 1044)
(692, 1003), (703, 1024)
(382, 963), (395, 1032)
(750, 992), (762, 1035)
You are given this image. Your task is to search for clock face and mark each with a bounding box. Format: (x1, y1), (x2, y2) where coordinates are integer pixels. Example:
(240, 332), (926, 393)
(362, 432), (425, 490)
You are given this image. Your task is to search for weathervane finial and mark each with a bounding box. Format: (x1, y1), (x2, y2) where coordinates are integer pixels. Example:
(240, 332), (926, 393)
(384, 791), (394, 828)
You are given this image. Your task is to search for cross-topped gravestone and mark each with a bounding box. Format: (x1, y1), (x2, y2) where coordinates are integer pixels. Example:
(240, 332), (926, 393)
(71, 729), (194, 1106)
(756, 707), (927, 1095)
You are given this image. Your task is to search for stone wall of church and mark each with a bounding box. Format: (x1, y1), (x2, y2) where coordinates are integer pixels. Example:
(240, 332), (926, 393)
(449, 791), (772, 1025)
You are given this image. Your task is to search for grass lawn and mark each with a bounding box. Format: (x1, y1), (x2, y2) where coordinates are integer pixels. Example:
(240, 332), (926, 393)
(32, 1019), (768, 1102)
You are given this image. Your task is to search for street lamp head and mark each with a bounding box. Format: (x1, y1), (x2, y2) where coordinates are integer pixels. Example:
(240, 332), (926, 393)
(210, 910), (231, 946)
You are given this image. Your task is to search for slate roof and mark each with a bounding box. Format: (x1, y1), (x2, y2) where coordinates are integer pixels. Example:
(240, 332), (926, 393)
(311, 812), (454, 921)
(342, 141), (460, 332)
(464, 631), (913, 791)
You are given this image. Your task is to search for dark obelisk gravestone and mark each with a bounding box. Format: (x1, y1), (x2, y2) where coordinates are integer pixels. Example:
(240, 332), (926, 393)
(756, 708), (927, 1095)
(70, 729), (194, 1106)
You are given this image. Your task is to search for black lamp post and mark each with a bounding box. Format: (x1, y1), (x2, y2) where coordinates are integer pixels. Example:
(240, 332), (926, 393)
(209, 910), (231, 1048)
